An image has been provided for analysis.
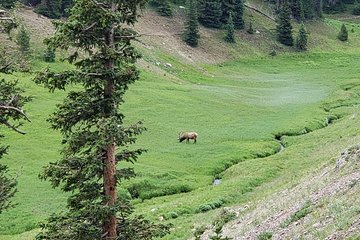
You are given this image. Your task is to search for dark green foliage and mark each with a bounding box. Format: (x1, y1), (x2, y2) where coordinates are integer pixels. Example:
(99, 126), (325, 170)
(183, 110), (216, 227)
(352, 4), (360, 15)
(233, 0), (244, 29)
(257, 231), (273, 240)
(183, 0), (200, 47)
(198, 199), (225, 212)
(33, 0), (170, 239)
(296, 23), (308, 50)
(221, 0), (235, 24)
(323, 0), (346, 13)
(210, 221), (232, 240)
(42, 47), (55, 62)
(301, 0), (316, 19)
(16, 25), (30, 53)
(150, 0), (173, 17)
(338, 23), (348, 41)
(291, 0), (304, 21)
(0, 0), (17, 8)
(0, 79), (31, 214)
(34, 0), (63, 19)
(225, 12), (236, 43)
(276, 3), (294, 46)
(198, 0), (222, 28)
(247, 21), (255, 34)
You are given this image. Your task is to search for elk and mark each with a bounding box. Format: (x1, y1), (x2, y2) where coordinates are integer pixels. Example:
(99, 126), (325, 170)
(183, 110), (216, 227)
(178, 131), (198, 143)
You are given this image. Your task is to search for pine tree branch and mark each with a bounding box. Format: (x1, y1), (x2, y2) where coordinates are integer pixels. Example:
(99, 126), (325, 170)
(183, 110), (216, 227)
(0, 105), (31, 122)
(0, 120), (26, 135)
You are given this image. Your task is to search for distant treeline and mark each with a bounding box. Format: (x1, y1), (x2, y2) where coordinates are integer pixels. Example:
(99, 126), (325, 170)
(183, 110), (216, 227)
(0, 0), (358, 20)
(1, 0), (73, 18)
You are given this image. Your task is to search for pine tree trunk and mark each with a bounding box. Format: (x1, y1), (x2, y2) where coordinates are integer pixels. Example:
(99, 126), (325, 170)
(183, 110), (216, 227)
(103, 3), (117, 239)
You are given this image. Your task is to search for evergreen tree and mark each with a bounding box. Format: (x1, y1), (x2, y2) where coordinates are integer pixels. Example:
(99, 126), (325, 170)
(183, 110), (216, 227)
(183, 0), (200, 47)
(198, 0), (222, 28)
(221, 0), (235, 24)
(233, 0), (245, 29)
(42, 47), (55, 62)
(296, 23), (308, 50)
(302, 0), (316, 19)
(247, 21), (255, 34)
(276, 3), (294, 46)
(34, 1), (170, 239)
(291, 0), (304, 22)
(338, 23), (348, 41)
(150, 0), (173, 17)
(34, 0), (62, 19)
(16, 25), (30, 53)
(0, 0), (17, 8)
(225, 12), (236, 43)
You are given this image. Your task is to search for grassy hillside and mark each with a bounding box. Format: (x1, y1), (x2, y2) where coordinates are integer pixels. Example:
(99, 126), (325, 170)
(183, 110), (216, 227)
(1, 4), (360, 240)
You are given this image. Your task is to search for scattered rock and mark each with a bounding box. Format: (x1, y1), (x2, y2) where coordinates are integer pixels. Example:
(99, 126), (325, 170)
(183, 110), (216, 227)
(164, 63), (172, 68)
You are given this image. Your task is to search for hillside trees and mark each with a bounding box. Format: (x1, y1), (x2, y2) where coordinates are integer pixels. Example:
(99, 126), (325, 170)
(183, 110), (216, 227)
(198, 0), (222, 28)
(150, 0), (173, 17)
(276, 3), (294, 46)
(34, 1), (169, 239)
(183, 0), (200, 47)
(233, 0), (244, 29)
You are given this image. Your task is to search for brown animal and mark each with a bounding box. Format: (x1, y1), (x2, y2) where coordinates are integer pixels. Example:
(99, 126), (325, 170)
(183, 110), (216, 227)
(178, 131), (198, 143)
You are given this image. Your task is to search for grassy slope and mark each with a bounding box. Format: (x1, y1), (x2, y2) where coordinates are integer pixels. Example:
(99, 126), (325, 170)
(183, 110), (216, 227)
(1, 5), (360, 240)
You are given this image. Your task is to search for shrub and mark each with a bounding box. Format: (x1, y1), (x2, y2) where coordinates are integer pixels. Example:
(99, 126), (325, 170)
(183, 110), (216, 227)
(338, 24), (348, 41)
(281, 201), (312, 227)
(352, 5), (360, 15)
(257, 231), (273, 240)
(43, 47), (56, 62)
(247, 21), (254, 34)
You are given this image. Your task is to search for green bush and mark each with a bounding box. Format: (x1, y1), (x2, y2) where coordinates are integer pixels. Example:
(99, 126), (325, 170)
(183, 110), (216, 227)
(43, 47), (56, 62)
(257, 231), (273, 240)
(352, 5), (360, 15)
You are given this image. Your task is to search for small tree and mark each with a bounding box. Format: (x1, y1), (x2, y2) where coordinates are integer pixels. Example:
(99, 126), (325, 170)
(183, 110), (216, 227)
(183, 0), (200, 47)
(338, 23), (348, 41)
(276, 3), (294, 46)
(225, 12), (236, 43)
(0, 0), (17, 8)
(296, 23), (308, 50)
(247, 21), (254, 34)
(234, 0), (244, 29)
(42, 47), (56, 62)
(16, 25), (30, 53)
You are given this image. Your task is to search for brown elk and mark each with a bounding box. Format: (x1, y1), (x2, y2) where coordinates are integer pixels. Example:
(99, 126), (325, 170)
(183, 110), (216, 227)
(178, 131), (198, 143)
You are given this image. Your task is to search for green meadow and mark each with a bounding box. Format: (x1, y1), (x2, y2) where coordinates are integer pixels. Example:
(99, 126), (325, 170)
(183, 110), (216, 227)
(1, 51), (360, 239)
(1, 8), (360, 238)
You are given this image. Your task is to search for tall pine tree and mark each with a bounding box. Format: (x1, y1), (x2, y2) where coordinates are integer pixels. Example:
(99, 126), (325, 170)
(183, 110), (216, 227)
(276, 3), (294, 46)
(34, 1), (169, 239)
(233, 0), (244, 29)
(198, 0), (222, 28)
(291, 0), (304, 22)
(183, 0), (200, 47)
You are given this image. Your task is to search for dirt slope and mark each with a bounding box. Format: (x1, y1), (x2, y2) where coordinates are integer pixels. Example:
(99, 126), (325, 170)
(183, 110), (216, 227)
(201, 146), (360, 239)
